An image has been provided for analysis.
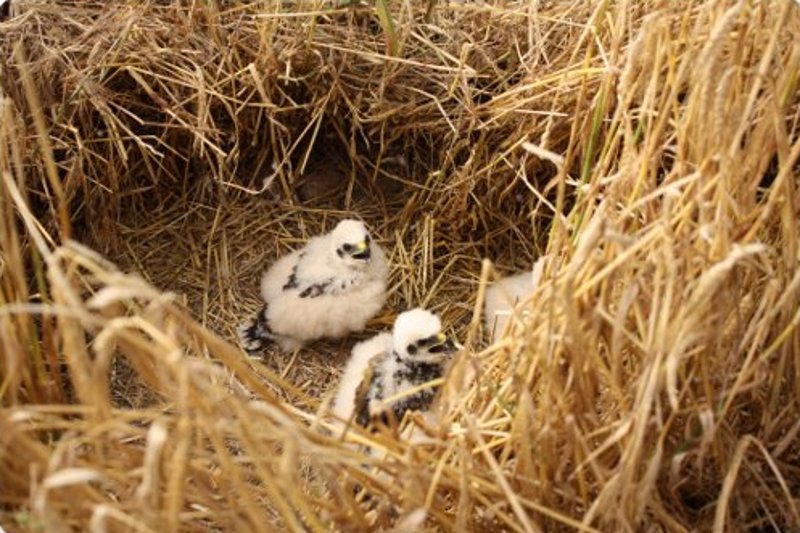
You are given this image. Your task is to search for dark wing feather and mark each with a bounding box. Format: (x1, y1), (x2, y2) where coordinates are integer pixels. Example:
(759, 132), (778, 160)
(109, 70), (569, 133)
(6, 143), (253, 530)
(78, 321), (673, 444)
(238, 304), (275, 354)
(281, 252), (343, 298)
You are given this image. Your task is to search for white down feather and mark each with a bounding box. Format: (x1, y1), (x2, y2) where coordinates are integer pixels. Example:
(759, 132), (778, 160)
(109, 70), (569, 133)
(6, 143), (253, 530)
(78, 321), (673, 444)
(484, 256), (546, 343)
(330, 332), (392, 422)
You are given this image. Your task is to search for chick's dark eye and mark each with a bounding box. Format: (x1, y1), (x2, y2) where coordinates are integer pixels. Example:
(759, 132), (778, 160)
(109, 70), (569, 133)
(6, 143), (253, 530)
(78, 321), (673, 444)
(342, 243), (353, 252)
(407, 344), (418, 355)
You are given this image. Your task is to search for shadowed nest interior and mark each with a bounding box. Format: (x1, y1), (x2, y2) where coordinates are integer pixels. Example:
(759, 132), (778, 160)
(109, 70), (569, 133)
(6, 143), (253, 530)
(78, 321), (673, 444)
(1, 1), (800, 532)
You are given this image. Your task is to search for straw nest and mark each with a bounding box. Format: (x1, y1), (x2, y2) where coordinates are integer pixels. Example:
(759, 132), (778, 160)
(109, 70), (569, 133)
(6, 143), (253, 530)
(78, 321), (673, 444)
(2, 1), (799, 532)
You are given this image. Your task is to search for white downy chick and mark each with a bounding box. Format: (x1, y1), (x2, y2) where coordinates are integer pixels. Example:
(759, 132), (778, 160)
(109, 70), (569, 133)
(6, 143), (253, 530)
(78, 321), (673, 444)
(484, 256), (546, 343)
(332, 308), (456, 428)
(239, 219), (389, 353)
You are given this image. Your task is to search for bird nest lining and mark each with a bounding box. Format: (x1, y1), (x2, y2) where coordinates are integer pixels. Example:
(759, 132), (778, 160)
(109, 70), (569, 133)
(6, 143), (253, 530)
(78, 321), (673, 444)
(109, 180), (496, 410)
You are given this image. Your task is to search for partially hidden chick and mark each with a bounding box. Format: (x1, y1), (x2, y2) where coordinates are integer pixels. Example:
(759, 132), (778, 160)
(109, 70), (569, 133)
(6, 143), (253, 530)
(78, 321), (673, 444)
(484, 256), (546, 343)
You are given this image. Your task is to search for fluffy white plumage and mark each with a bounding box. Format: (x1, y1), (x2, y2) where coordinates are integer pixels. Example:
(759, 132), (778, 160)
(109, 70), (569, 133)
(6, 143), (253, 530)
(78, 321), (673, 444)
(239, 219), (388, 353)
(331, 332), (392, 422)
(484, 257), (546, 343)
(331, 308), (456, 427)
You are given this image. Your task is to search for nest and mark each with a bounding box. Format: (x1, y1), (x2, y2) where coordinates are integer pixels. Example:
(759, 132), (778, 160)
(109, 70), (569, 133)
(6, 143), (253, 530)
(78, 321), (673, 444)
(1, 1), (800, 532)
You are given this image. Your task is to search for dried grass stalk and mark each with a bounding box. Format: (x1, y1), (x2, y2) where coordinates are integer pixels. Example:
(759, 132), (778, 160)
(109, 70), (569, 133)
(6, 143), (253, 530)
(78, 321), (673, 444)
(1, 1), (800, 532)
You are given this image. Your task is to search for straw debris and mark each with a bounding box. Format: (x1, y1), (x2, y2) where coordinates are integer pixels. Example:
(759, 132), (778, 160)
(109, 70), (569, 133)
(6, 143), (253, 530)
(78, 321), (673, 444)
(1, 1), (799, 531)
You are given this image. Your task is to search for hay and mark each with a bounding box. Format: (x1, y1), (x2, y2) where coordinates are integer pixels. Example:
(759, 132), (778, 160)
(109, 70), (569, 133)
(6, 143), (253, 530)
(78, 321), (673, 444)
(1, 0), (800, 531)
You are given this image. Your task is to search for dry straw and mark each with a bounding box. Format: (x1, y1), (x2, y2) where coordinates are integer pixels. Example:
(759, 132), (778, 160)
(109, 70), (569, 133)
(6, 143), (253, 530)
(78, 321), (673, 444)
(1, 0), (799, 531)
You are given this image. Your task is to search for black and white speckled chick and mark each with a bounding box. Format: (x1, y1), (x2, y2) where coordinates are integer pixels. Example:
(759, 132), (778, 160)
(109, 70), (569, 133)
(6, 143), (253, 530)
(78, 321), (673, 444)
(332, 308), (456, 428)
